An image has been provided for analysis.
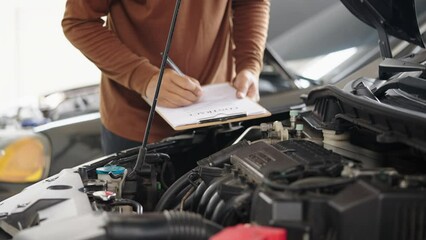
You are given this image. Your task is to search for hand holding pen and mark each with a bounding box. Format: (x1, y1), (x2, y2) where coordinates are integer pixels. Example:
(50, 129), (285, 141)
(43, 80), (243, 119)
(145, 56), (203, 108)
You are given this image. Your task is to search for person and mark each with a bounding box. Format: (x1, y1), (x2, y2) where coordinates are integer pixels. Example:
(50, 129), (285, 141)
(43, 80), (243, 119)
(62, 0), (270, 155)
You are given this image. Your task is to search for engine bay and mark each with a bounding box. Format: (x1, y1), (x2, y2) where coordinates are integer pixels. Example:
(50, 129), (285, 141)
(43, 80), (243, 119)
(2, 81), (426, 239)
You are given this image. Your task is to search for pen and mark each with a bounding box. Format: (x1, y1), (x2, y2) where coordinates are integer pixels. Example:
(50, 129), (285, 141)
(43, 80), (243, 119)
(161, 53), (185, 77)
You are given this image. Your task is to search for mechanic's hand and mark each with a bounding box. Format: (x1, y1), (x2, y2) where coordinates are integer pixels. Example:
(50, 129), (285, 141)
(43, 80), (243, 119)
(146, 69), (203, 108)
(232, 69), (260, 101)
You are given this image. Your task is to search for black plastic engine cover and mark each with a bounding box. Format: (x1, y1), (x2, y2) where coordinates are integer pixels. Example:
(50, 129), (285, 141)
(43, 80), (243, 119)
(230, 140), (343, 184)
(251, 179), (426, 240)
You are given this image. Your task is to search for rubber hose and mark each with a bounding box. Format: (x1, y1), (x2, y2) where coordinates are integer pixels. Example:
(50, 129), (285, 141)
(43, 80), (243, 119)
(155, 167), (199, 211)
(175, 184), (193, 203)
(197, 176), (232, 214)
(204, 192), (221, 219)
(190, 181), (206, 211)
(210, 200), (226, 223)
(106, 211), (222, 240)
(214, 192), (252, 226)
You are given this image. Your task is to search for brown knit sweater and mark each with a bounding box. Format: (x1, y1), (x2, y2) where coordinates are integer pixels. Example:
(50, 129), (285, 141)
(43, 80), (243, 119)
(62, 0), (270, 142)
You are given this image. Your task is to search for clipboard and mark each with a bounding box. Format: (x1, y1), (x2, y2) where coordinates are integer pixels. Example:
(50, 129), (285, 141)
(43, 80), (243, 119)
(144, 83), (271, 131)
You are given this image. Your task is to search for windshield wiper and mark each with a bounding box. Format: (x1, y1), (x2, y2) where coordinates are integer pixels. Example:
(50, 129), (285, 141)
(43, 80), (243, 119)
(374, 76), (426, 97)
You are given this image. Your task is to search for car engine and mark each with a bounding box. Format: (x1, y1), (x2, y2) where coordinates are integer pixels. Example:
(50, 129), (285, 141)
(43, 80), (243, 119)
(1, 85), (425, 239)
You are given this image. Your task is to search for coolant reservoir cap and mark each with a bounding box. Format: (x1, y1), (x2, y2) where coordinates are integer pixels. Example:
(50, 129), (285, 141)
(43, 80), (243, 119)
(96, 165), (126, 175)
(289, 110), (299, 117)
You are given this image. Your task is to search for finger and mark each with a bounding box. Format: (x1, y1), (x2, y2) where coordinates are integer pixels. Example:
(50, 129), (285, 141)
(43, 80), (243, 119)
(158, 98), (178, 108)
(188, 77), (201, 87)
(186, 77), (203, 96)
(234, 77), (251, 99)
(170, 75), (203, 96)
(188, 77), (203, 96)
(160, 90), (194, 107)
(159, 97), (181, 108)
(158, 96), (187, 108)
(246, 84), (259, 101)
(166, 80), (201, 102)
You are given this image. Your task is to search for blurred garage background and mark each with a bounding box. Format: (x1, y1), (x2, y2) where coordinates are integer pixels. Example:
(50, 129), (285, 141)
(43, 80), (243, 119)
(0, 0), (337, 117)
(0, 0), (100, 116)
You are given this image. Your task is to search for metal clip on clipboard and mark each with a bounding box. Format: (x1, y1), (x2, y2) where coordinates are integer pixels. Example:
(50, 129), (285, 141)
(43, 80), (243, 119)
(197, 112), (248, 124)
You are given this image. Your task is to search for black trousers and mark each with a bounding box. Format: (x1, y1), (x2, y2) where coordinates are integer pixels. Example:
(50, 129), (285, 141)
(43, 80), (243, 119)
(101, 124), (142, 155)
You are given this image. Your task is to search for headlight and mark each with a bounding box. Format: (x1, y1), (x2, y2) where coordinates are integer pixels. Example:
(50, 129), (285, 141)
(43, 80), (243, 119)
(0, 132), (51, 183)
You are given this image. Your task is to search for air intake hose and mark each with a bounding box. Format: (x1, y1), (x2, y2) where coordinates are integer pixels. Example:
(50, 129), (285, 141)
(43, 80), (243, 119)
(106, 211), (222, 240)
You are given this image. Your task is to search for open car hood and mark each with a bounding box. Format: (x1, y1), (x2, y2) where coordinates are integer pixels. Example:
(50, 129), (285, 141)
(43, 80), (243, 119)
(341, 0), (425, 48)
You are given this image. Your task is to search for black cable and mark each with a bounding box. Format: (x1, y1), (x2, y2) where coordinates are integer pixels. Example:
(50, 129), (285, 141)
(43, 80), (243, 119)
(263, 176), (355, 191)
(109, 155), (137, 166)
(179, 186), (195, 211)
(180, 192), (196, 211)
(155, 167), (199, 211)
(175, 184), (194, 204)
(160, 161), (175, 189)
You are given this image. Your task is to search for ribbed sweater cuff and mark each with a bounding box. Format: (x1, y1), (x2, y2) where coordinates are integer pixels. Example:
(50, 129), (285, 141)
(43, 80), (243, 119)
(129, 61), (160, 97)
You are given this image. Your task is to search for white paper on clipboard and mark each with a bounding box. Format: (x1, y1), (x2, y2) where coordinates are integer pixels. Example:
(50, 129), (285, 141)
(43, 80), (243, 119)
(154, 83), (270, 130)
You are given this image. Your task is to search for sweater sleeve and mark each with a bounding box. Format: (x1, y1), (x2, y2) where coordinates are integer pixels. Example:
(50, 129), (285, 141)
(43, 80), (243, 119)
(232, 0), (270, 76)
(61, 0), (159, 96)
